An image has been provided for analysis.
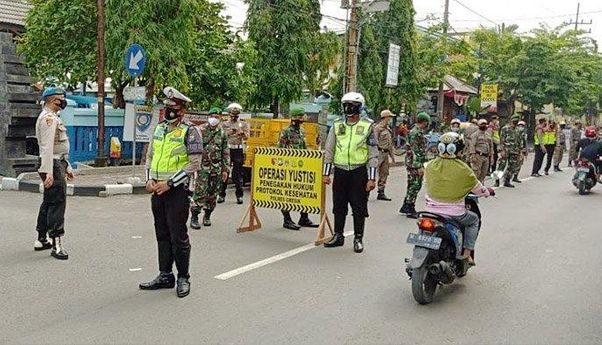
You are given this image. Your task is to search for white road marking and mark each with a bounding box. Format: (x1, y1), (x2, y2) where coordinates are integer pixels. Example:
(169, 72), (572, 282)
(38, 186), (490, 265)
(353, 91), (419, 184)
(129, 268), (142, 272)
(131, 236), (142, 239)
(214, 231), (354, 280)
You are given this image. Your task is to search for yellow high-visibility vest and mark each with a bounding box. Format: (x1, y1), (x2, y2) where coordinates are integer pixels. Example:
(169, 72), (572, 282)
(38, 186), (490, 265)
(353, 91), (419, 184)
(543, 129), (557, 145)
(333, 119), (372, 167)
(150, 123), (189, 180)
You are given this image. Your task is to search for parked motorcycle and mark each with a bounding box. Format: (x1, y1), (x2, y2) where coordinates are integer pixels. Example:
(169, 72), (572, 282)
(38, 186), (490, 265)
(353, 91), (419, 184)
(405, 192), (491, 305)
(572, 158), (599, 195)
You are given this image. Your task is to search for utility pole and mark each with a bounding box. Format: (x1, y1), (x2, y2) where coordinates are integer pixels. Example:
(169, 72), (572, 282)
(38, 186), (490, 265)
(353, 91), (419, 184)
(567, 2), (592, 33)
(95, 0), (107, 167)
(344, 0), (359, 93)
(436, 0), (450, 122)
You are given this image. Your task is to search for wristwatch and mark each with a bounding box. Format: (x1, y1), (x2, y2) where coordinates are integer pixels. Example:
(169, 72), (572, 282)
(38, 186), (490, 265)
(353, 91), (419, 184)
(166, 179), (174, 188)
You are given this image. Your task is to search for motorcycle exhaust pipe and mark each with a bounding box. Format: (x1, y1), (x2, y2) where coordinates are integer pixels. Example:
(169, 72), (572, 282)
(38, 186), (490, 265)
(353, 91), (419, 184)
(428, 263), (441, 275)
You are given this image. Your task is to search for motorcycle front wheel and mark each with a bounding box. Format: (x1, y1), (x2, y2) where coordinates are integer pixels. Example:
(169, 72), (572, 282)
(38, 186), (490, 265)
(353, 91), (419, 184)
(411, 265), (437, 305)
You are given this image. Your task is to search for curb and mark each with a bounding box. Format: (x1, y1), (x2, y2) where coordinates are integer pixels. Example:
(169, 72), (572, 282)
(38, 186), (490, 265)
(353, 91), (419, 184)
(1, 177), (146, 197)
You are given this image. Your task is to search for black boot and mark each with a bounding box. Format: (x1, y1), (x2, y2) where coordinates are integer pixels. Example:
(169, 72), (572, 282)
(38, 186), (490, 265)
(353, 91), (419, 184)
(50, 237), (68, 260)
(324, 214), (345, 247)
(399, 201), (411, 214)
(190, 210), (201, 230)
(217, 196), (225, 204)
(406, 203), (418, 219)
(512, 175), (522, 183)
(298, 213), (318, 228)
(377, 190), (391, 201)
(236, 197), (243, 205)
(203, 209), (212, 227)
(34, 236), (52, 251)
(139, 272), (175, 290)
(494, 179), (500, 187)
(282, 211), (301, 231)
(554, 166), (563, 172)
(176, 277), (190, 298)
(503, 179), (515, 188)
(353, 215), (365, 253)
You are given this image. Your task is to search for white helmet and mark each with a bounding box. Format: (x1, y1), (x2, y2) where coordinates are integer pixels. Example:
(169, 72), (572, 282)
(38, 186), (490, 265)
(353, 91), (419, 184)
(226, 103), (243, 112)
(341, 92), (365, 106)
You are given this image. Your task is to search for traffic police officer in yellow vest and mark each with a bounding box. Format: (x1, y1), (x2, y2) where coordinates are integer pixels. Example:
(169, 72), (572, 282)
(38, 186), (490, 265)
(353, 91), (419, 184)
(34, 87), (73, 260)
(323, 92), (378, 253)
(139, 87), (202, 298)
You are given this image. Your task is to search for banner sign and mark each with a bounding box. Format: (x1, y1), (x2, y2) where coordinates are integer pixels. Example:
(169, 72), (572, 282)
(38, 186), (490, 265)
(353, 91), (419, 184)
(123, 104), (158, 142)
(385, 43), (401, 87)
(480, 84), (498, 113)
(252, 148), (323, 214)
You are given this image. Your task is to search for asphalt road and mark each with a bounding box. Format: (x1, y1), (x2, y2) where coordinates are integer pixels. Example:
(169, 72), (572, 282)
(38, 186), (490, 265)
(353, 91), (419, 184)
(1, 164), (601, 345)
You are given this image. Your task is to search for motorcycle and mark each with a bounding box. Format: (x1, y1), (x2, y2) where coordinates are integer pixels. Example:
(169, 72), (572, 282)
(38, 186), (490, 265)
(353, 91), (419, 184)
(404, 192), (491, 305)
(572, 158), (599, 195)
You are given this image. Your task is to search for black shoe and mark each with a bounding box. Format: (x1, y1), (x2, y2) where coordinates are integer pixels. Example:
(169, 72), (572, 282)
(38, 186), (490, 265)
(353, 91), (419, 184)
(50, 238), (68, 260)
(176, 277), (190, 298)
(406, 204), (418, 219)
(531, 173), (541, 177)
(512, 176), (522, 183)
(399, 202), (410, 214)
(298, 218), (319, 228)
(217, 196), (225, 204)
(377, 192), (392, 201)
(544, 171), (549, 175)
(34, 239), (53, 251)
(283, 219), (301, 230)
(190, 211), (201, 230)
(353, 238), (364, 253)
(324, 233), (344, 247)
(237, 197), (243, 205)
(494, 180), (500, 187)
(139, 272), (175, 290)
(554, 166), (563, 172)
(203, 210), (212, 227)
(504, 181), (515, 188)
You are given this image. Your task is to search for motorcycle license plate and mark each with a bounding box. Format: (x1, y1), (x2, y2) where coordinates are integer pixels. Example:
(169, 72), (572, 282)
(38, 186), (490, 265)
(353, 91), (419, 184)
(406, 233), (442, 250)
(578, 167), (590, 172)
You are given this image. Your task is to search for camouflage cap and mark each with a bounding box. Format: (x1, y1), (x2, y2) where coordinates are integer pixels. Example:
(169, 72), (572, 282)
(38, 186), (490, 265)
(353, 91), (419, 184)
(289, 107), (305, 118)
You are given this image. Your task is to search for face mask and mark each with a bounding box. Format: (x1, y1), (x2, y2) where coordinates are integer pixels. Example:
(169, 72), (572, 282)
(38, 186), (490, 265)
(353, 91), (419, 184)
(165, 108), (180, 123)
(55, 99), (67, 110)
(342, 102), (359, 116)
(512, 120), (519, 126)
(292, 120), (303, 127)
(517, 126), (525, 131)
(451, 126), (460, 132)
(479, 125), (487, 131)
(208, 117), (220, 127)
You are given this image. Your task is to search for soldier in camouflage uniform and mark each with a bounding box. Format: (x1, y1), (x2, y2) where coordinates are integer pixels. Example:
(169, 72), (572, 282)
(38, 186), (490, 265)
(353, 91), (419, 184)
(277, 107), (319, 230)
(514, 120), (528, 182)
(400, 112), (431, 218)
(190, 107), (230, 229)
(496, 114), (522, 188)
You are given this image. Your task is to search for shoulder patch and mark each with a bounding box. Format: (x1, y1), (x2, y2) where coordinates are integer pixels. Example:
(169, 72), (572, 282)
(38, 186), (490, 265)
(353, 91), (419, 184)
(45, 117), (54, 126)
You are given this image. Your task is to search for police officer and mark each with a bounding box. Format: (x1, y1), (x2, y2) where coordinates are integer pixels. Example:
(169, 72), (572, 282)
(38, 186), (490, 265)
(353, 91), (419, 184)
(374, 109), (395, 201)
(323, 92), (378, 253)
(278, 107), (318, 230)
(399, 112), (430, 219)
(139, 87), (202, 298)
(190, 107), (230, 229)
(553, 121), (567, 172)
(218, 103), (249, 205)
(34, 87), (73, 260)
(468, 119), (493, 183)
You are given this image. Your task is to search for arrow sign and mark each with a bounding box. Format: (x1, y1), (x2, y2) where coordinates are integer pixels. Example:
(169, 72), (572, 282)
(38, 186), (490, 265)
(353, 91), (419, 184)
(124, 44), (146, 77)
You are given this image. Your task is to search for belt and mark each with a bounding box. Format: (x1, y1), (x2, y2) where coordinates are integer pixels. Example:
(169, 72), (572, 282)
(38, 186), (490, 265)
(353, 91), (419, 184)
(378, 148), (390, 153)
(53, 154), (68, 161)
(228, 145), (243, 149)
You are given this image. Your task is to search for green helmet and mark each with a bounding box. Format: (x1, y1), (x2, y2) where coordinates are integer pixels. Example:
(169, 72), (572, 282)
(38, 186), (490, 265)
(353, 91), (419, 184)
(416, 112), (431, 123)
(511, 113), (521, 121)
(289, 107), (305, 118)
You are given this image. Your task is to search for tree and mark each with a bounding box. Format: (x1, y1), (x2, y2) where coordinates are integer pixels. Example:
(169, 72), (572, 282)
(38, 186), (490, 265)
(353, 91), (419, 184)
(245, 0), (322, 117)
(305, 31), (341, 102)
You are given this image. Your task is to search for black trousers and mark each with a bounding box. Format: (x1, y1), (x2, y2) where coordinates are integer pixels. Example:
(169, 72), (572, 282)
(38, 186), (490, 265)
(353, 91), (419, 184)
(151, 185), (191, 278)
(36, 159), (67, 240)
(281, 210), (310, 222)
(220, 148), (244, 198)
(332, 167), (368, 237)
(543, 144), (556, 172)
(491, 144), (499, 173)
(532, 146), (546, 174)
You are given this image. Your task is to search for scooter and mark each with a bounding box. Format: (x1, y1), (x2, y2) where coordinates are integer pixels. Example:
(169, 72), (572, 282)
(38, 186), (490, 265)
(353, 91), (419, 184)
(404, 191), (492, 305)
(572, 158), (599, 195)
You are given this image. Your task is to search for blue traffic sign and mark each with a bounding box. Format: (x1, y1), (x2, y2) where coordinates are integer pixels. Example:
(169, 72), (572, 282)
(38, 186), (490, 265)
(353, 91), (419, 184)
(124, 44), (146, 77)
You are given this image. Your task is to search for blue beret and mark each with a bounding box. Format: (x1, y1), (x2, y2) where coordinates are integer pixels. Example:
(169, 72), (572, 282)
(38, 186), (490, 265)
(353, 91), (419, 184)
(42, 87), (66, 98)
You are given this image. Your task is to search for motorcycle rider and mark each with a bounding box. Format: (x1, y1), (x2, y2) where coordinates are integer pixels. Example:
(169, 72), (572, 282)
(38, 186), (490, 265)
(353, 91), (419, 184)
(576, 126), (602, 178)
(424, 132), (491, 266)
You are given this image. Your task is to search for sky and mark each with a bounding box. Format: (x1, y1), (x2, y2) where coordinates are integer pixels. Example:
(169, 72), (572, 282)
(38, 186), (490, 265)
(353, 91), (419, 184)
(214, 0), (602, 46)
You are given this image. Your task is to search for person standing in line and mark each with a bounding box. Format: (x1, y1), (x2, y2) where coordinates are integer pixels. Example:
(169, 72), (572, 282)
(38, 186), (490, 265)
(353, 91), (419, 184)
(322, 92), (378, 253)
(374, 109), (396, 201)
(487, 115), (501, 173)
(514, 120), (528, 182)
(218, 103), (249, 205)
(543, 121), (558, 175)
(34, 87), (73, 260)
(531, 118), (548, 177)
(468, 119), (493, 183)
(553, 121), (567, 172)
(569, 119), (583, 167)
(139, 87), (202, 298)
(496, 114), (522, 188)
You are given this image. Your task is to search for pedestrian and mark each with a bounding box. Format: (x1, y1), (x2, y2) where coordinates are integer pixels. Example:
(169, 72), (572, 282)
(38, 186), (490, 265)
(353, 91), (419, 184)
(487, 115), (501, 173)
(190, 107), (229, 230)
(278, 107), (319, 230)
(514, 120), (528, 182)
(322, 92), (378, 253)
(543, 121), (558, 175)
(569, 119), (583, 167)
(553, 121), (566, 172)
(468, 118), (493, 183)
(496, 114), (522, 187)
(399, 112), (431, 219)
(531, 118), (548, 177)
(450, 118), (461, 133)
(139, 87), (202, 298)
(34, 87), (73, 260)
(218, 103), (249, 205)
(374, 109), (396, 201)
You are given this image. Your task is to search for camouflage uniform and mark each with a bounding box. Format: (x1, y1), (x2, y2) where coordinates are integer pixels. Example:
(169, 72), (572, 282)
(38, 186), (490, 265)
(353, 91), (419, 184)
(497, 124), (521, 182)
(192, 124), (230, 213)
(404, 125), (427, 204)
(516, 126), (528, 177)
(569, 126), (582, 164)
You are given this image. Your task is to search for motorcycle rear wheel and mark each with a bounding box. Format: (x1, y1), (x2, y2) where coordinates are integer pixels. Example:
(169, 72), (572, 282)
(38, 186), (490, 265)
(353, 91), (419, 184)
(411, 266), (437, 305)
(578, 181), (587, 195)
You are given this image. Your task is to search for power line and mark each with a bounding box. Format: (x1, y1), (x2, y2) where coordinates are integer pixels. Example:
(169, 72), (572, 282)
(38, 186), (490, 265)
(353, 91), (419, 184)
(451, 9), (602, 23)
(451, 0), (498, 27)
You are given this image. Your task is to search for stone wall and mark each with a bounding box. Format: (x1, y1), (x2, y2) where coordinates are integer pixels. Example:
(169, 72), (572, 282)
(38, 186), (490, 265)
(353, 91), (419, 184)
(0, 31), (39, 177)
